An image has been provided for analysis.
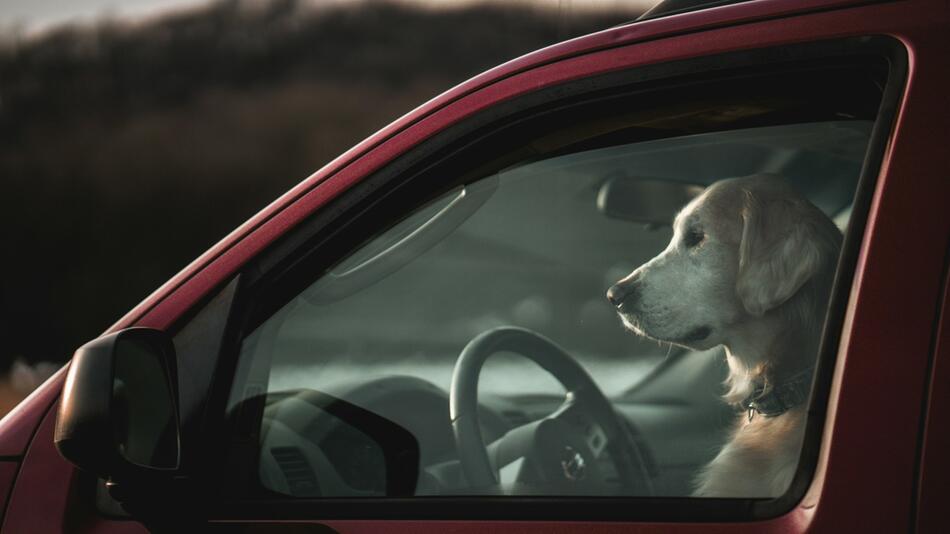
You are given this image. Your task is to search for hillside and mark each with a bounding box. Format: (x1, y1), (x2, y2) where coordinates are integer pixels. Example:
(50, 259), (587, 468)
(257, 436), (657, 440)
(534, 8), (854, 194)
(0, 0), (641, 366)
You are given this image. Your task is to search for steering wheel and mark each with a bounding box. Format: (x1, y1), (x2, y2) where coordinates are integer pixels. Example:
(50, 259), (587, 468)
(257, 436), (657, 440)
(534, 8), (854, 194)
(450, 326), (654, 495)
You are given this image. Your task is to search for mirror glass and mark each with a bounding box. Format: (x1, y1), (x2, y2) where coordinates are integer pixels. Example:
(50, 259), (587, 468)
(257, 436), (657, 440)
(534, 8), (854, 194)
(112, 336), (180, 469)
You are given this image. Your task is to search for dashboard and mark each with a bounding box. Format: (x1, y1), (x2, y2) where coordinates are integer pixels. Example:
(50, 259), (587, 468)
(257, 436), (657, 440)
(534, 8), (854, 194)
(256, 351), (730, 499)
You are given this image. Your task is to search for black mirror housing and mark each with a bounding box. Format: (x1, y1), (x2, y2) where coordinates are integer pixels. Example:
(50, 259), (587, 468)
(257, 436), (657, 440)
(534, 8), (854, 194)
(55, 327), (182, 487)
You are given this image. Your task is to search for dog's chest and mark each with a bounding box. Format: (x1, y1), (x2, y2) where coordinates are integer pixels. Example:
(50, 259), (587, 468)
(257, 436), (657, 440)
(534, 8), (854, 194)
(695, 409), (806, 497)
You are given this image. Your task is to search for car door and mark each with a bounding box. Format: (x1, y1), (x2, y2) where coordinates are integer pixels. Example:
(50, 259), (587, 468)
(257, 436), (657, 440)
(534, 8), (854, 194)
(916, 253), (950, 533)
(5, 1), (949, 532)
(190, 22), (937, 531)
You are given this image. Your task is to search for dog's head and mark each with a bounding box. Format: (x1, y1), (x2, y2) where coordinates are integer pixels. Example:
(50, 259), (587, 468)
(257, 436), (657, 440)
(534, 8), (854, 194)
(607, 174), (842, 356)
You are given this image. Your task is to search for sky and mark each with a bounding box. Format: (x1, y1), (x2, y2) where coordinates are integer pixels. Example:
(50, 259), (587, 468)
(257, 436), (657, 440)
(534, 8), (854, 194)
(0, 0), (655, 35)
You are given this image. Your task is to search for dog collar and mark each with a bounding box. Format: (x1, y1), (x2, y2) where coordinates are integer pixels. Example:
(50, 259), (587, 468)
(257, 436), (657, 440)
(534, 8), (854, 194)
(741, 366), (815, 421)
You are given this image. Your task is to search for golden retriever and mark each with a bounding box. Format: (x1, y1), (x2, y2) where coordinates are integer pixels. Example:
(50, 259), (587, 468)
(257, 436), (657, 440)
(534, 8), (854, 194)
(607, 174), (842, 497)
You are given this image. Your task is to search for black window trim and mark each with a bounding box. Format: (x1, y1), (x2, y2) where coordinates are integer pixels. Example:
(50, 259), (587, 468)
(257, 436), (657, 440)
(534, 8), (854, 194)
(193, 36), (907, 523)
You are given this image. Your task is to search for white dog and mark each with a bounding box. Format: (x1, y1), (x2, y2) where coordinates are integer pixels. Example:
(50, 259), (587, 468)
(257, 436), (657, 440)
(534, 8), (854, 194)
(607, 174), (842, 497)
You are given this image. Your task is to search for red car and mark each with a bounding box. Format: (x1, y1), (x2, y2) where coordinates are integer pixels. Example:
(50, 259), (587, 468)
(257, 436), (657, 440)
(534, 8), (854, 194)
(2, 0), (948, 531)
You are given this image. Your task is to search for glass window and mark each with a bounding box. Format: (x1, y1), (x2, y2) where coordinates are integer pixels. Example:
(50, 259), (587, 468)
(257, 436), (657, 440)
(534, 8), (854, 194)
(222, 67), (884, 501)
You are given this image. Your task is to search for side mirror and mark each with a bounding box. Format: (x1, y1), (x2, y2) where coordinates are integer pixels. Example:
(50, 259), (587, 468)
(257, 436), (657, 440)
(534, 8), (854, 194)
(55, 328), (181, 496)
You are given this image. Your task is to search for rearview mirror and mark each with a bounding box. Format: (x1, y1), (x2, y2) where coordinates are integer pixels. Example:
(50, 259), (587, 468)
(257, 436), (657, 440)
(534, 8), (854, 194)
(597, 176), (704, 225)
(55, 328), (181, 492)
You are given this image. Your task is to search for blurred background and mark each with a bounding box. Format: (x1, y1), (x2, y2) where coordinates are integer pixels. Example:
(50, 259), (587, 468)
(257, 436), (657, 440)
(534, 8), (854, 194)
(0, 0), (649, 411)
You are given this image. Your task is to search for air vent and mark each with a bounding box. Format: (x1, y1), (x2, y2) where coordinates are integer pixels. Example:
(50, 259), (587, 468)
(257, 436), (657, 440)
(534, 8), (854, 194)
(271, 446), (321, 497)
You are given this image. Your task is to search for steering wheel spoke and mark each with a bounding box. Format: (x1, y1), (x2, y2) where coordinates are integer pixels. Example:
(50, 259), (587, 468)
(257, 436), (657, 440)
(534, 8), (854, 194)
(485, 420), (544, 474)
(551, 396), (610, 460)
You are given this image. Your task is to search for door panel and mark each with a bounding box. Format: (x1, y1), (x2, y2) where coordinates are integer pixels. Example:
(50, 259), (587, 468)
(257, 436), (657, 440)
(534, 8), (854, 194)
(916, 256), (950, 533)
(1, 403), (148, 533)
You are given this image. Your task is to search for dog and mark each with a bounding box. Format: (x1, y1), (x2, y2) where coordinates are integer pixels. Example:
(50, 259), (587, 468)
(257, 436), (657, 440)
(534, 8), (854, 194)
(606, 174), (842, 497)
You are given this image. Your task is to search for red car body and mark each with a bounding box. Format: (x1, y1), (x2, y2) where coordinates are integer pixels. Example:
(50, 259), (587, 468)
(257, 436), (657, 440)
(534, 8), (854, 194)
(1, 0), (949, 531)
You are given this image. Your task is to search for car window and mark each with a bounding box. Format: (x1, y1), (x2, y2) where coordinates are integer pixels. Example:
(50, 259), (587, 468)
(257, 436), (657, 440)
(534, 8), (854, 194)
(220, 62), (888, 504)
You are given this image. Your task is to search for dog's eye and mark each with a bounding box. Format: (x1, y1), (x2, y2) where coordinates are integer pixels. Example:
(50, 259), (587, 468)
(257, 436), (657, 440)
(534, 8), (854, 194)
(683, 228), (705, 248)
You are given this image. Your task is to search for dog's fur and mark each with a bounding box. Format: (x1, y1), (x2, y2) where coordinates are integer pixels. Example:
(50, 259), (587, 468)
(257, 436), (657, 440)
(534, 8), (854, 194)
(607, 174), (841, 497)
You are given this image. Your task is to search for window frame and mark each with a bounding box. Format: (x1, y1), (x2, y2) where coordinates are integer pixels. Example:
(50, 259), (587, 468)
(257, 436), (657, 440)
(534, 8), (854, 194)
(195, 36), (907, 522)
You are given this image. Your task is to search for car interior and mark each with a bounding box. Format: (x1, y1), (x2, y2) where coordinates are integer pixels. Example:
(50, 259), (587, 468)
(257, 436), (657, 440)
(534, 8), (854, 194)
(227, 117), (871, 499)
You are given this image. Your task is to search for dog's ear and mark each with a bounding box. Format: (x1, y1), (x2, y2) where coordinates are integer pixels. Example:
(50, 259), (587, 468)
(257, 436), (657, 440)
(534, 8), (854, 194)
(736, 190), (824, 316)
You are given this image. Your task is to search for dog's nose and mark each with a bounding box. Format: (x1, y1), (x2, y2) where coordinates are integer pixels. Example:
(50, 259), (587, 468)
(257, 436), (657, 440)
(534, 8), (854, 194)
(607, 280), (639, 307)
